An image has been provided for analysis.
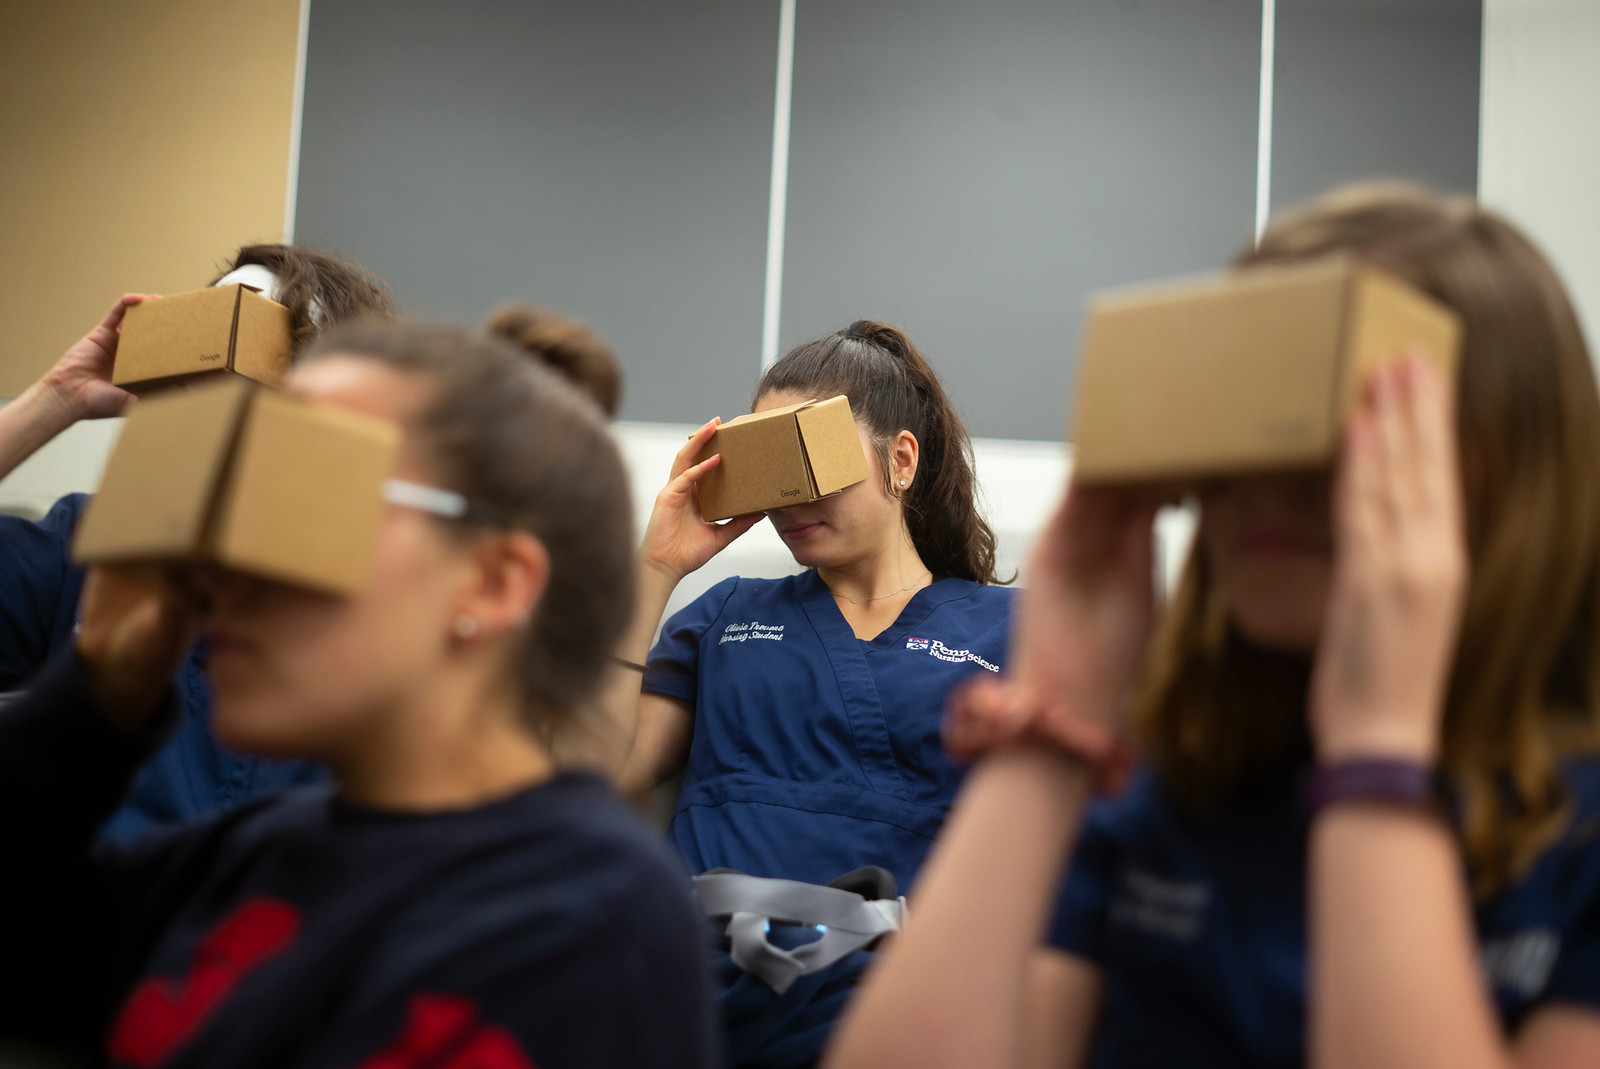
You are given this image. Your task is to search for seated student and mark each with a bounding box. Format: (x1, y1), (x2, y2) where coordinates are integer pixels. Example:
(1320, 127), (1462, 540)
(824, 184), (1600, 1069)
(610, 322), (1015, 1067)
(0, 245), (395, 840)
(0, 321), (717, 1069)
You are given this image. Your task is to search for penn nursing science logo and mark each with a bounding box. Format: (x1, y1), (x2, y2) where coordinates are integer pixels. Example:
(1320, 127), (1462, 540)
(906, 636), (999, 672)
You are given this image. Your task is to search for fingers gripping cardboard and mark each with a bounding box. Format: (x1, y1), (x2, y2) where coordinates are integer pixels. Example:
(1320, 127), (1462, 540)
(1070, 254), (1462, 484)
(113, 284), (294, 393)
(693, 395), (872, 521)
(73, 379), (401, 595)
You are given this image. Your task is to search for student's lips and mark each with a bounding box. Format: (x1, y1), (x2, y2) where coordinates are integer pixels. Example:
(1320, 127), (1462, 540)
(778, 521), (825, 540)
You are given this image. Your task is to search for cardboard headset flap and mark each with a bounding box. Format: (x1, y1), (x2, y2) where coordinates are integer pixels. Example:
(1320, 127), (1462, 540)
(693, 395), (873, 521)
(112, 284), (294, 394)
(73, 378), (401, 595)
(1070, 252), (1463, 484)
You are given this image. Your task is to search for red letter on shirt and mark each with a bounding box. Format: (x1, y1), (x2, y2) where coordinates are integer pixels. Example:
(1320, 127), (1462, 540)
(108, 897), (301, 1067)
(359, 994), (536, 1069)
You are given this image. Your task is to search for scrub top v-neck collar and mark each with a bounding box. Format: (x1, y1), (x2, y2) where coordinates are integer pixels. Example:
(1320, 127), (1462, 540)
(798, 568), (970, 800)
(798, 567), (971, 650)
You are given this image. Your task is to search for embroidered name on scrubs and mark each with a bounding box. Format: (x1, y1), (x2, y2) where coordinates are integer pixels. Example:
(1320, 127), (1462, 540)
(720, 621), (785, 644)
(1109, 868), (1212, 940)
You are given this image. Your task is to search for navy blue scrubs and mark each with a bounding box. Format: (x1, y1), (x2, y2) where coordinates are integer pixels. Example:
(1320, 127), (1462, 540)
(645, 568), (1014, 1067)
(0, 494), (323, 841)
(1049, 762), (1600, 1068)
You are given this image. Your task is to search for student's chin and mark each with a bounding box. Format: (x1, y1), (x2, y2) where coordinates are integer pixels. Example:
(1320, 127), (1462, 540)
(785, 545), (836, 570)
(210, 695), (308, 759)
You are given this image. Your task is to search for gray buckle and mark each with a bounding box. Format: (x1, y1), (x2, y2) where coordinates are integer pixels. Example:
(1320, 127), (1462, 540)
(694, 872), (907, 994)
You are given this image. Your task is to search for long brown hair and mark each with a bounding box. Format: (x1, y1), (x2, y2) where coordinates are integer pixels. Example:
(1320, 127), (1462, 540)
(302, 322), (634, 726)
(213, 244), (396, 352)
(757, 320), (1004, 585)
(1136, 183), (1600, 896)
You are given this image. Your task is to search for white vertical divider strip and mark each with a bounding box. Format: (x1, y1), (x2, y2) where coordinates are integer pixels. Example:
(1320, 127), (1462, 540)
(760, 0), (798, 369)
(1254, 0), (1276, 242)
(1476, 0), (1493, 198)
(282, 0), (313, 242)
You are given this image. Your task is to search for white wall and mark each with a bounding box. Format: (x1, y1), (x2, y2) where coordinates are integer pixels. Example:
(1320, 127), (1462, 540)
(0, 409), (122, 518)
(1479, 0), (1600, 349)
(0, 411), (1082, 611)
(612, 422), (1074, 620)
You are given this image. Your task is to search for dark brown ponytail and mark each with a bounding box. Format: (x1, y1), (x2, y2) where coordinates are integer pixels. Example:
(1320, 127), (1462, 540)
(756, 320), (1004, 585)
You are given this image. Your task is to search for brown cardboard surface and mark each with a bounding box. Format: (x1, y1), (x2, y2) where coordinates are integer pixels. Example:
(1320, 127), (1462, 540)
(73, 377), (254, 561)
(230, 286), (296, 387)
(1071, 254), (1462, 483)
(694, 403), (814, 520)
(1338, 267), (1463, 420)
(694, 395), (871, 520)
(112, 284), (293, 393)
(72, 379), (401, 595)
(214, 391), (400, 594)
(113, 287), (241, 389)
(795, 395), (873, 497)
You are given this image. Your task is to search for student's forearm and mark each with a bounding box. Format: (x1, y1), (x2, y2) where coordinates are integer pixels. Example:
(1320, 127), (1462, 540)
(581, 561), (680, 778)
(617, 560), (680, 668)
(0, 382), (77, 482)
(825, 748), (1092, 1069)
(1310, 806), (1510, 1069)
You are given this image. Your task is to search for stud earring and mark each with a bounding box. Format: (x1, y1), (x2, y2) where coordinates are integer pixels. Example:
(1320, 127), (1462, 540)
(453, 615), (479, 639)
(899, 479), (907, 488)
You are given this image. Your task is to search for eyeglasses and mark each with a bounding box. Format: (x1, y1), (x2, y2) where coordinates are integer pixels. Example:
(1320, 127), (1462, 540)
(382, 479), (507, 526)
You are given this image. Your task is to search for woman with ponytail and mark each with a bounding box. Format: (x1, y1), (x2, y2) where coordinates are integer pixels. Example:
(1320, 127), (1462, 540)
(610, 321), (1014, 1068)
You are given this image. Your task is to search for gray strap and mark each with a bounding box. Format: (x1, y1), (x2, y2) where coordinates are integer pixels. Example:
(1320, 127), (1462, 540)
(694, 873), (907, 995)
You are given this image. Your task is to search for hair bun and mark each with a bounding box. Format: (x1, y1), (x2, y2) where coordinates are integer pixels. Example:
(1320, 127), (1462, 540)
(486, 304), (622, 417)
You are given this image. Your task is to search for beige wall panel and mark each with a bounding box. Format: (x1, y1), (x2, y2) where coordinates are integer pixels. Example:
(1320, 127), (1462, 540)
(0, 0), (301, 396)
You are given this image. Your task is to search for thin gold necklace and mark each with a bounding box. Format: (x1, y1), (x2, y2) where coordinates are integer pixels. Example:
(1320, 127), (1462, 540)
(828, 571), (931, 605)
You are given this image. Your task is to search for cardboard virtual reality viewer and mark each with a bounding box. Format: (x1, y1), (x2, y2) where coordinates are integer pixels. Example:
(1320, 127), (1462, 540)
(73, 378), (400, 595)
(1070, 253), (1463, 484)
(112, 284), (294, 394)
(692, 395), (873, 521)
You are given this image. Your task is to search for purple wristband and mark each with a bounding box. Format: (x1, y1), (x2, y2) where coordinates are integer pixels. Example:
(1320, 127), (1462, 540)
(1303, 758), (1444, 817)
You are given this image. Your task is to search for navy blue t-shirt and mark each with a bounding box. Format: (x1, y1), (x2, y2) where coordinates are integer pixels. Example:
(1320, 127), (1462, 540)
(0, 651), (718, 1068)
(1049, 763), (1600, 1068)
(0, 494), (322, 839)
(645, 569), (1014, 1067)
